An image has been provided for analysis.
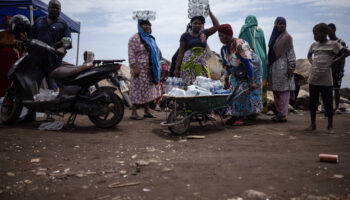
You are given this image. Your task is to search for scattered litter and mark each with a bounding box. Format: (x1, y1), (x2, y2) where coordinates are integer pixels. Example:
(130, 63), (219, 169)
(178, 139), (187, 143)
(186, 135), (206, 139)
(331, 174), (344, 179)
(30, 158), (40, 163)
(143, 188), (151, 192)
(28, 186), (39, 191)
(131, 154), (137, 159)
(24, 180), (32, 184)
(289, 136), (296, 140)
(108, 182), (140, 188)
(98, 195), (111, 200)
(38, 121), (64, 131)
(75, 173), (84, 178)
(82, 185), (89, 189)
(136, 160), (149, 166)
(162, 167), (172, 172)
(227, 198), (243, 200)
(85, 171), (97, 175)
(319, 154), (339, 163)
(119, 170), (127, 175)
(233, 135), (242, 139)
(7, 172), (15, 177)
(36, 171), (46, 176)
(162, 130), (171, 134)
(52, 170), (60, 174)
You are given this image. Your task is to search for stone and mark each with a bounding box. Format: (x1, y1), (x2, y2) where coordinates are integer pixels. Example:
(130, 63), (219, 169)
(242, 189), (269, 200)
(206, 47), (224, 80)
(295, 59), (312, 86)
(340, 88), (350, 101)
(30, 158), (40, 163)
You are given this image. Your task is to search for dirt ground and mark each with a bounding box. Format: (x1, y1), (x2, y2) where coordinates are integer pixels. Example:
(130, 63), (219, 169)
(0, 109), (350, 200)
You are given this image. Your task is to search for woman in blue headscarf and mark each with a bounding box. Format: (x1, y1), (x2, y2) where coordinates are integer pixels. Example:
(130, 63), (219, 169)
(128, 20), (161, 120)
(267, 17), (296, 122)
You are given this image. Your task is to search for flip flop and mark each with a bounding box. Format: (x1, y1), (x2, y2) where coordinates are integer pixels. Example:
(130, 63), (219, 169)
(233, 120), (245, 126)
(143, 113), (156, 118)
(129, 115), (143, 120)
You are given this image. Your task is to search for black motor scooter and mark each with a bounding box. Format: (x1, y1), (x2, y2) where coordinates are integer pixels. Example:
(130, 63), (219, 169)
(1, 38), (125, 128)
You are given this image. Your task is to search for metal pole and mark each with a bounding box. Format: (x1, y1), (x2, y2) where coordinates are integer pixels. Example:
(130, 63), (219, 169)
(29, 5), (34, 25)
(76, 33), (80, 65)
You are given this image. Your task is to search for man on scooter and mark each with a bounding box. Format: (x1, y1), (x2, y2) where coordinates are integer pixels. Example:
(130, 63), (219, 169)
(24, 0), (71, 122)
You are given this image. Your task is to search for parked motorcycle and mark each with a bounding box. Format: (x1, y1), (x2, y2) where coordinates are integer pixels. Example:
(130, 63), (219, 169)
(0, 37), (125, 128)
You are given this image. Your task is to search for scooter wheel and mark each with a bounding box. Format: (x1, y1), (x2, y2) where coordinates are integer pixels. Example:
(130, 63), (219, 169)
(1, 88), (23, 124)
(88, 93), (124, 128)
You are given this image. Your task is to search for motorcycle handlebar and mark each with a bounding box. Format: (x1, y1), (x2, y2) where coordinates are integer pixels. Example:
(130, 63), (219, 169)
(16, 39), (58, 55)
(93, 60), (125, 64)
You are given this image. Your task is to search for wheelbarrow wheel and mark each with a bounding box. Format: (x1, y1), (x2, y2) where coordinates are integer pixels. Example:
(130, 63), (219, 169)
(167, 110), (190, 135)
(208, 112), (225, 130)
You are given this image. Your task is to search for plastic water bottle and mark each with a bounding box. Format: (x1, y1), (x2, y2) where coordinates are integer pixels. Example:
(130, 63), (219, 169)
(165, 77), (173, 93)
(168, 88), (186, 97)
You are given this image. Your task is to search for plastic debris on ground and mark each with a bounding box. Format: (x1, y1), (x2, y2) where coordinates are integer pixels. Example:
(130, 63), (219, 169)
(33, 89), (58, 102)
(38, 121), (64, 131)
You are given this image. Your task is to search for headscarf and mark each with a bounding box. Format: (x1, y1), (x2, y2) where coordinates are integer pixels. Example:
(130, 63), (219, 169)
(268, 17), (293, 66)
(239, 15), (258, 38)
(137, 20), (161, 84)
(217, 24), (233, 37)
(191, 16), (205, 24)
(268, 16), (286, 48)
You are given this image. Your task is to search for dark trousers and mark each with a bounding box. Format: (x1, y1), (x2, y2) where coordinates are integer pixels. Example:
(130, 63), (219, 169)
(35, 59), (58, 91)
(309, 84), (333, 117)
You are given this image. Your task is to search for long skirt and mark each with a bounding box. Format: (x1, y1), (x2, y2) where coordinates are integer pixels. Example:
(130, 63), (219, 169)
(273, 91), (290, 117)
(226, 53), (263, 117)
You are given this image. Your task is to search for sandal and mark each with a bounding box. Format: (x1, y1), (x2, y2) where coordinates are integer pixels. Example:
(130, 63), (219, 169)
(129, 114), (143, 120)
(233, 120), (245, 126)
(143, 113), (156, 118)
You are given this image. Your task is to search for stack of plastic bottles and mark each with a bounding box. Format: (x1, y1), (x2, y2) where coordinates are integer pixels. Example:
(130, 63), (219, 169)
(165, 76), (229, 97)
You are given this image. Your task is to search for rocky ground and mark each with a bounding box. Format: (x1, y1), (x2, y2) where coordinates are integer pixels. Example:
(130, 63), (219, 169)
(0, 109), (350, 200)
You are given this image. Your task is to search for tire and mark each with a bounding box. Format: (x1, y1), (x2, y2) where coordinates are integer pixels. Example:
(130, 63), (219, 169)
(1, 86), (23, 124)
(167, 110), (190, 135)
(207, 112), (225, 130)
(88, 90), (124, 128)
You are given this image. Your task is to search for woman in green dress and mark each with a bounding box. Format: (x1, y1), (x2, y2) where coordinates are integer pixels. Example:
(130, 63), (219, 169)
(174, 7), (219, 86)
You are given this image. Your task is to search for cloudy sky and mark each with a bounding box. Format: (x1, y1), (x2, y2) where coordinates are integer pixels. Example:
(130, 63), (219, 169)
(43, 0), (350, 86)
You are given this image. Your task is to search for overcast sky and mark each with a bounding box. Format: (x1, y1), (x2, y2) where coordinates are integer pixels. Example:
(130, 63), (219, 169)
(42, 0), (350, 86)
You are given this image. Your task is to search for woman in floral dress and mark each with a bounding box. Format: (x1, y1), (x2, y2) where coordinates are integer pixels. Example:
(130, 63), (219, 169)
(218, 24), (263, 125)
(128, 20), (161, 120)
(174, 6), (219, 86)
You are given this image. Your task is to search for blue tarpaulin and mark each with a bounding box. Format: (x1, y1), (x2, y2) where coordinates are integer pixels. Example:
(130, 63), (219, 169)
(0, 0), (80, 33)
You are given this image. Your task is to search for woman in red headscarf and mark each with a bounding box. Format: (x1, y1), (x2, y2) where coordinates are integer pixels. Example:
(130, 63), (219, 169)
(218, 24), (263, 125)
(0, 16), (23, 97)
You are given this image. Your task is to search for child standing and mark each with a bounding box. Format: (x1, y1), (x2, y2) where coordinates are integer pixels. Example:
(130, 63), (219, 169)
(307, 23), (350, 133)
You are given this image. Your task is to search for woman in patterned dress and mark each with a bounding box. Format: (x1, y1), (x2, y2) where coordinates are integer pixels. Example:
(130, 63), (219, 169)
(128, 20), (161, 120)
(218, 24), (263, 125)
(173, 6), (219, 86)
